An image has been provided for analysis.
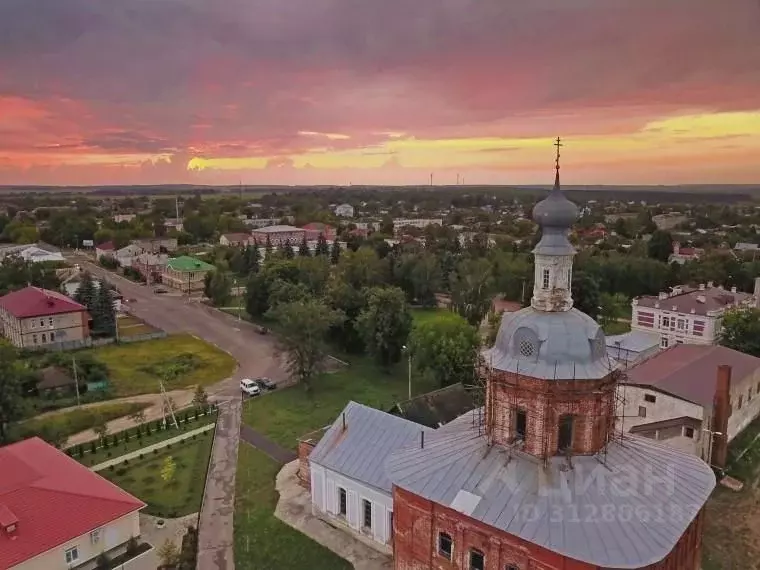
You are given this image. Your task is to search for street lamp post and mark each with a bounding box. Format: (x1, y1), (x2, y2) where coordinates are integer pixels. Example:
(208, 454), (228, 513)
(402, 345), (412, 400)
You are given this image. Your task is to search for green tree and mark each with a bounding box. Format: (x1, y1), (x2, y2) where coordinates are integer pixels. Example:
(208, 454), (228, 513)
(394, 252), (441, 306)
(315, 233), (330, 257)
(298, 235), (310, 257)
(93, 417), (109, 443)
(161, 455), (177, 482)
(268, 279), (310, 309)
(330, 239), (341, 264)
(571, 270), (601, 320)
(450, 258), (494, 327)
(93, 283), (117, 337)
(157, 539), (180, 567)
(205, 271), (232, 306)
(73, 271), (97, 309)
(247, 243), (261, 274)
(648, 230), (674, 263)
(267, 299), (344, 390)
(720, 308), (760, 357)
(409, 312), (480, 388)
(598, 292), (630, 327)
(356, 286), (412, 367)
(0, 342), (27, 443)
(281, 239), (295, 259)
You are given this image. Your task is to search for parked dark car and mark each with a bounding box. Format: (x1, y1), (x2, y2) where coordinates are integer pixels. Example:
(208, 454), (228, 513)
(255, 377), (277, 391)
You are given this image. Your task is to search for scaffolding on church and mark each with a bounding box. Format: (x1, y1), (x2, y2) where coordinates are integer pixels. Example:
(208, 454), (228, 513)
(470, 348), (634, 471)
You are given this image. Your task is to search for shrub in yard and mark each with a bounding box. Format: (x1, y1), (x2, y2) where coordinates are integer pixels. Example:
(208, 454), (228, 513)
(123, 458), (129, 465)
(109, 465), (114, 471)
(146, 423), (152, 435)
(126, 536), (139, 555)
(139, 453), (144, 459)
(192, 434), (196, 440)
(116, 468), (127, 476)
(153, 449), (158, 455)
(78, 445), (84, 458)
(90, 441), (96, 453)
(167, 444), (172, 450)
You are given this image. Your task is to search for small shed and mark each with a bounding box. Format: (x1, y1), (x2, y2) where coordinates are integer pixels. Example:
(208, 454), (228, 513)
(36, 366), (76, 395)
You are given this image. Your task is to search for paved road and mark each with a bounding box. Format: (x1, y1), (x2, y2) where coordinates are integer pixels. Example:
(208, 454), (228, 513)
(68, 254), (287, 570)
(69, 255), (287, 397)
(240, 424), (297, 464)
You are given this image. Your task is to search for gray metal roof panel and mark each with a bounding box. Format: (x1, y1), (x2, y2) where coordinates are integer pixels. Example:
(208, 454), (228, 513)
(386, 409), (715, 569)
(485, 307), (618, 380)
(309, 401), (431, 493)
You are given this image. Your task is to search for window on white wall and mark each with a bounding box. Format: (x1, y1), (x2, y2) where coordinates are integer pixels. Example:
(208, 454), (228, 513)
(542, 269), (550, 289)
(64, 546), (79, 564)
(644, 394), (656, 403)
(638, 406), (647, 418)
(362, 499), (372, 529)
(338, 487), (347, 516)
(660, 336), (669, 348)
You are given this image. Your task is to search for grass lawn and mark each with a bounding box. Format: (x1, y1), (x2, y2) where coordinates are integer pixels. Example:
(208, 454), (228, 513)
(91, 333), (237, 397)
(243, 356), (436, 450)
(411, 307), (449, 327)
(20, 402), (151, 441)
(75, 407), (218, 466)
(602, 320), (631, 335)
(235, 445), (352, 570)
(103, 429), (214, 517)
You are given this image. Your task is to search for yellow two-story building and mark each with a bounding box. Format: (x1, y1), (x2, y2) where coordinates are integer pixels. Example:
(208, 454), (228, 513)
(0, 286), (89, 349)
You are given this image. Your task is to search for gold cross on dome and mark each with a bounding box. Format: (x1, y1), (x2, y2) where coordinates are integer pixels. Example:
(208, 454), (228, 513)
(554, 137), (562, 171)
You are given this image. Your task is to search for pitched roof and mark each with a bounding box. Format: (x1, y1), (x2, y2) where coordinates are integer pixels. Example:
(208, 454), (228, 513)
(623, 344), (760, 407)
(302, 222), (334, 231)
(389, 383), (477, 428)
(309, 401), (432, 493)
(251, 225), (304, 233)
(0, 438), (144, 568)
(0, 287), (87, 318)
(96, 241), (115, 251)
(386, 409), (715, 569)
(166, 256), (215, 272)
(635, 286), (753, 317)
(36, 366), (75, 390)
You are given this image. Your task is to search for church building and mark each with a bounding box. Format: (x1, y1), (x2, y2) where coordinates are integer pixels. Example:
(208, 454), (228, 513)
(385, 140), (715, 570)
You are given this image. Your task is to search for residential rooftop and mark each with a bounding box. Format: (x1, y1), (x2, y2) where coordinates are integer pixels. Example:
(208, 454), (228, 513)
(0, 286), (87, 319)
(634, 283), (754, 317)
(624, 343), (760, 407)
(0, 438), (145, 569)
(166, 256), (215, 272)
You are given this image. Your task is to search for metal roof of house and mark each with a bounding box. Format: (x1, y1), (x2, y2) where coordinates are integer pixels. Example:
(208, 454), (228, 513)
(623, 344), (760, 407)
(166, 256), (215, 272)
(309, 401), (432, 493)
(635, 286), (753, 317)
(251, 225), (304, 233)
(386, 409), (715, 569)
(606, 330), (660, 354)
(0, 286), (87, 318)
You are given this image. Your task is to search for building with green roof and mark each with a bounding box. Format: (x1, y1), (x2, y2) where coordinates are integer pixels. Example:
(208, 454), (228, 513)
(161, 256), (216, 295)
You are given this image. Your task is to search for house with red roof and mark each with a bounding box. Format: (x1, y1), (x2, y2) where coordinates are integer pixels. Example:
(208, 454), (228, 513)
(0, 437), (149, 570)
(621, 344), (760, 461)
(94, 242), (116, 260)
(301, 223), (336, 242)
(0, 287), (89, 349)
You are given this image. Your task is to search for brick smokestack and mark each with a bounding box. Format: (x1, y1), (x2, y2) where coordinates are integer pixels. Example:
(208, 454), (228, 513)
(711, 365), (731, 469)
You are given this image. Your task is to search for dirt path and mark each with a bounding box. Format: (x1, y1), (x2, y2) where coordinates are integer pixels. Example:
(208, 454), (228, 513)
(62, 389), (195, 447)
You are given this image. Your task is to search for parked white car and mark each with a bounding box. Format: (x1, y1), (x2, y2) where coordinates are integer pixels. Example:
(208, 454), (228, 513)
(240, 378), (261, 396)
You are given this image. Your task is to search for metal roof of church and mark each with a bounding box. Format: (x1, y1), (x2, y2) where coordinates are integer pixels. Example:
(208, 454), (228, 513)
(386, 408), (715, 569)
(309, 401), (432, 493)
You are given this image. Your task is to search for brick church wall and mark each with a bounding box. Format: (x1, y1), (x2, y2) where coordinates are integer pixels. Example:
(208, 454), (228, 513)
(392, 486), (705, 570)
(485, 371), (617, 458)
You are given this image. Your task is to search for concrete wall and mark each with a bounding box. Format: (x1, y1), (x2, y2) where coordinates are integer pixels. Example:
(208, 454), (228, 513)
(11, 511), (141, 570)
(616, 385), (705, 457)
(310, 463), (393, 549)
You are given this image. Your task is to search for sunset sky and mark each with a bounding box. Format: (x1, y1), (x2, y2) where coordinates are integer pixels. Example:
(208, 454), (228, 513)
(0, 0), (759, 186)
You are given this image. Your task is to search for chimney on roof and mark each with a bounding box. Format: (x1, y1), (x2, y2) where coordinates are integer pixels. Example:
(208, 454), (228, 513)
(711, 365), (732, 469)
(0, 504), (19, 540)
(699, 283), (705, 291)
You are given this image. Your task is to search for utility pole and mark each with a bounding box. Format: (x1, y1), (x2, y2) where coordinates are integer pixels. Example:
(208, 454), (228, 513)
(72, 356), (80, 407)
